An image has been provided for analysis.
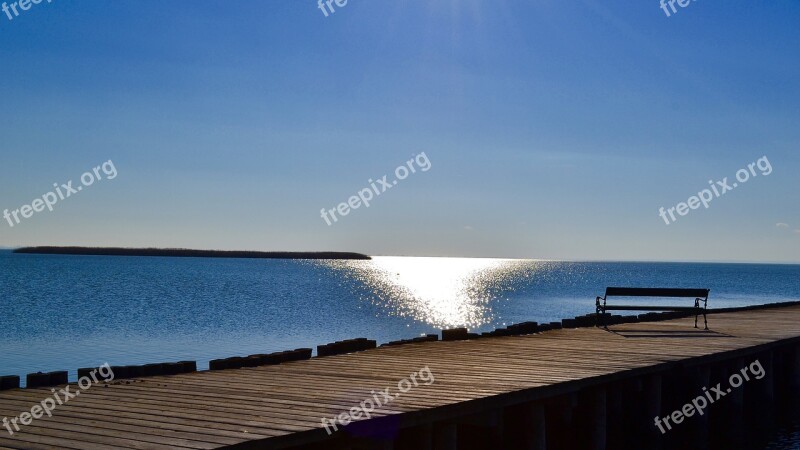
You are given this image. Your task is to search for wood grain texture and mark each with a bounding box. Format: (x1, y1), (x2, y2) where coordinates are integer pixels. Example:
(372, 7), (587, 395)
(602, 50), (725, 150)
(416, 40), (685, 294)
(1, 306), (799, 449)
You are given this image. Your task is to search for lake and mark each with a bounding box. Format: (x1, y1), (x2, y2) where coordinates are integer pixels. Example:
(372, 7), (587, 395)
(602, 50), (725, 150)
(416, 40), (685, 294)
(2, 251), (799, 378)
(3, 251), (800, 447)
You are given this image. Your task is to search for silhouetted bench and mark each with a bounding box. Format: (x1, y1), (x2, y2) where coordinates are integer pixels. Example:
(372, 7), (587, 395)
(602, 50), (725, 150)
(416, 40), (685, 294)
(596, 287), (710, 330)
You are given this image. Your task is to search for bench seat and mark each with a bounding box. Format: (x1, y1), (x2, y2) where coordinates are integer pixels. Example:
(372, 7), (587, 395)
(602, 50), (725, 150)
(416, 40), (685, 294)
(596, 287), (709, 330)
(602, 305), (703, 312)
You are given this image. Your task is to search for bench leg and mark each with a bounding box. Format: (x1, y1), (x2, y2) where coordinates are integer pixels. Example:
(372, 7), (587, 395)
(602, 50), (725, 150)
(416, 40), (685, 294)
(694, 312), (709, 330)
(596, 307), (608, 330)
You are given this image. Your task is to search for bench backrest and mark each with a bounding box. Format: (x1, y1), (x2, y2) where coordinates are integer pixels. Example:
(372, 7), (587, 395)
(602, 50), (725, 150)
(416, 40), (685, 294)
(604, 287), (709, 299)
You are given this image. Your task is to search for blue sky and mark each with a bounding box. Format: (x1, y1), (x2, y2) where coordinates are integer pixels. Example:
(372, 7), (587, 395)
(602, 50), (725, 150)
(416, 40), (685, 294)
(0, 0), (798, 262)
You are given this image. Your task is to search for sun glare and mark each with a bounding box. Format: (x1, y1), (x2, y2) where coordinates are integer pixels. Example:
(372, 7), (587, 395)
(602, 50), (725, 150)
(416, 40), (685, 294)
(324, 256), (537, 328)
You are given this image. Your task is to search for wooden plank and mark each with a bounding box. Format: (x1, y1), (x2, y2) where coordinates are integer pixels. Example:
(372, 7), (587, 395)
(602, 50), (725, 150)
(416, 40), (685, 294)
(0, 305), (798, 449)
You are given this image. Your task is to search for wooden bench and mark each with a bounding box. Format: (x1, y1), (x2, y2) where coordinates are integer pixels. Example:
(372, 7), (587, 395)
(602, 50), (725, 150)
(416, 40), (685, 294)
(596, 287), (710, 330)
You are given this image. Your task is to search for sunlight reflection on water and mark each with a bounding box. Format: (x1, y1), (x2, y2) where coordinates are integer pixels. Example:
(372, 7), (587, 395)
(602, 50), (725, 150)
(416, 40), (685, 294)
(320, 256), (543, 328)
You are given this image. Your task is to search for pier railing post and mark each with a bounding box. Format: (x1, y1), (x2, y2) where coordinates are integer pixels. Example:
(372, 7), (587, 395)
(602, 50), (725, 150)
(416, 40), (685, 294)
(687, 365), (710, 450)
(432, 421), (457, 450)
(708, 361), (731, 449)
(643, 373), (663, 450)
(590, 387), (607, 450)
(456, 409), (504, 450)
(746, 351), (775, 442)
(521, 402), (547, 450)
(727, 357), (746, 447)
(397, 423), (432, 450)
(488, 409), (504, 449)
(575, 387), (608, 450)
(606, 379), (639, 449)
(792, 344), (800, 392)
(545, 393), (577, 450)
(761, 350), (775, 407)
(503, 400), (546, 450)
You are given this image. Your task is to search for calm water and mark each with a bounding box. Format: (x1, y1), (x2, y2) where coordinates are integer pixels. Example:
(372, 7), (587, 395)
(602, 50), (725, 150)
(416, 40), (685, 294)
(2, 251), (799, 376)
(1, 251), (799, 447)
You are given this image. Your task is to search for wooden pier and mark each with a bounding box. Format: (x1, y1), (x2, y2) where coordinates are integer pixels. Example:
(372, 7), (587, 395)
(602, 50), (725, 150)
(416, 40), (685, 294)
(2, 304), (800, 449)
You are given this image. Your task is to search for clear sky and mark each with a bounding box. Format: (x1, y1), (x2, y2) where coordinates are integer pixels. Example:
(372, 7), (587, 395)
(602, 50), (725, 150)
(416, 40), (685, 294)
(0, 0), (798, 262)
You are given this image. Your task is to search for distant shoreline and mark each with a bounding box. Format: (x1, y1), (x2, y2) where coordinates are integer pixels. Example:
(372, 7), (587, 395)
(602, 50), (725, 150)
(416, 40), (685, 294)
(13, 247), (371, 260)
